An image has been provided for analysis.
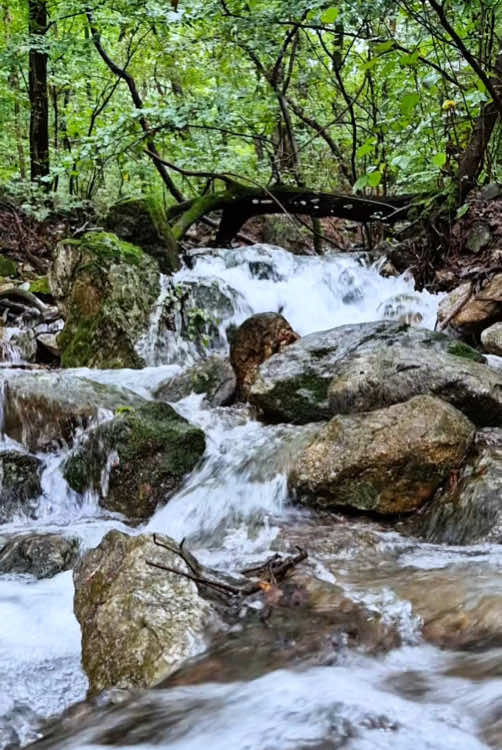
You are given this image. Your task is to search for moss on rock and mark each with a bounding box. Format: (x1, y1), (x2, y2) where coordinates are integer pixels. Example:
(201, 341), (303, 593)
(64, 402), (206, 520)
(29, 276), (50, 295)
(0, 255), (17, 277)
(447, 340), (485, 362)
(53, 232), (160, 369)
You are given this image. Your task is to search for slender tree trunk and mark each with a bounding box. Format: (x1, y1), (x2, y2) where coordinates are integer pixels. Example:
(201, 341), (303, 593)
(28, 0), (49, 183)
(457, 49), (502, 200)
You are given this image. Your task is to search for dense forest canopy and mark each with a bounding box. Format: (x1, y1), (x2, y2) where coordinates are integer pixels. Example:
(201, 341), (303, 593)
(0, 0), (500, 241)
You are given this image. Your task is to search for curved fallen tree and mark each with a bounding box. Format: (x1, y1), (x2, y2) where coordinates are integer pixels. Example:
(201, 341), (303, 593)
(165, 181), (414, 246)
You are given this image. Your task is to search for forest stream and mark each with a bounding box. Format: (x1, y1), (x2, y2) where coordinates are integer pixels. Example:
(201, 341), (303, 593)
(2, 244), (502, 750)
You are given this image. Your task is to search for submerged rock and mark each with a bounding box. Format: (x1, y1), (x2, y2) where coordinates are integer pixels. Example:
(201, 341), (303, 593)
(64, 401), (206, 521)
(249, 321), (502, 426)
(0, 451), (42, 522)
(2, 371), (142, 451)
(50, 232), (160, 368)
(155, 355), (236, 407)
(0, 533), (79, 578)
(73, 531), (221, 695)
(289, 395), (474, 515)
(412, 428), (502, 545)
(230, 312), (299, 400)
(393, 568), (502, 650)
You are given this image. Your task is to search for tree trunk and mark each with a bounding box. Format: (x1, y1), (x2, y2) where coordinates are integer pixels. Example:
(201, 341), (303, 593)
(457, 50), (502, 201)
(28, 0), (49, 183)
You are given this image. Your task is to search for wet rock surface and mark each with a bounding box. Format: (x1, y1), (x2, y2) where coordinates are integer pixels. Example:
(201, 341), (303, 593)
(289, 395), (474, 514)
(249, 321), (500, 424)
(437, 275), (502, 333)
(2, 371), (142, 451)
(73, 531), (222, 695)
(0, 533), (80, 578)
(154, 355), (236, 407)
(230, 312), (299, 400)
(0, 451), (42, 522)
(411, 428), (502, 545)
(50, 232), (160, 368)
(481, 321), (502, 355)
(63, 401), (206, 521)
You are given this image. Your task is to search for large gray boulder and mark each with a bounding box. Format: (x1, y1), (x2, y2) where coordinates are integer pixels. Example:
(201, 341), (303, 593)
(249, 321), (502, 426)
(50, 232), (160, 368)
(0, 533), (80, 578)
(412, 429), (502, 545)
(0, 451), (42, 521)
(289, 395), (474, 515)
(63, 402), (206, 521)
(73, 531), (221, 695)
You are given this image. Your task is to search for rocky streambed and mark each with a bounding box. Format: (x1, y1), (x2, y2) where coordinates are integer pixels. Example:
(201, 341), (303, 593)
(2, 240), (502, 749)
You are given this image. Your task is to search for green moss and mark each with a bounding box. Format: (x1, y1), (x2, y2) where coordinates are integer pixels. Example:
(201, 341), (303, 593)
(64, 402), (206, 520)
(29, 276), (50, 294)
(58, 231), (159, 369)
(59, 317), (98, 368)
(63, 453), (89, 495)
(262, 374), (330, 424)
(78, 232), (145, 267)
(447, 341), (485, 362)
(0, 255), (17, 277)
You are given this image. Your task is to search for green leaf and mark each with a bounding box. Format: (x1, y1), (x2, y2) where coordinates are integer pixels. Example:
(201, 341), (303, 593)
(356, 141), (374, 158)
(456, 203), (469, 219)
(399, 51), (420, 67)
(432, 152), (447, 167)
(353, 175), (369, 192)
(321, 7), (339, 24)
(367, 171), (382, 187)
(374, 40), (395, 54)
(400, 92), (420, 115)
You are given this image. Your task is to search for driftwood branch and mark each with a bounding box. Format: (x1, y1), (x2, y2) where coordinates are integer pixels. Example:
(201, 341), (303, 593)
(147, 536), (308, 604)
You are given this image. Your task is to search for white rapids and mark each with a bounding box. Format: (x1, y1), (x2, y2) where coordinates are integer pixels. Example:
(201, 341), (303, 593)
(1, 245), (501, 750)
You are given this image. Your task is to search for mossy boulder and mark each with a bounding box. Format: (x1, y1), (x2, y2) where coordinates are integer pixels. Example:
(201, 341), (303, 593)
(0, 451), (43, 522)
(250, 321), (502, 426)
(289, 395), (474, 515)
(50, 232), (160, 369)
(0, 533), (79, 578)
(73, 531), (220, 694)
(105, 197), (179, 273)
(154, 355), (236, 406)
(64, 401), (206, 520)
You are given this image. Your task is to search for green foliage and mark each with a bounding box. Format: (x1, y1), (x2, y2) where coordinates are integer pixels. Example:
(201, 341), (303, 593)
(0, 0), (500, 209)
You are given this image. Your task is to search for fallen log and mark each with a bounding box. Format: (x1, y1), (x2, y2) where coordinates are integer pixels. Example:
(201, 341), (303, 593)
(165, 183), (415, 246)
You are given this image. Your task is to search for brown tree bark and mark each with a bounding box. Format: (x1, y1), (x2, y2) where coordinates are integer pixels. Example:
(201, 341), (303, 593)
(28, 0), (49, 183)
(457, 50), (502, 200)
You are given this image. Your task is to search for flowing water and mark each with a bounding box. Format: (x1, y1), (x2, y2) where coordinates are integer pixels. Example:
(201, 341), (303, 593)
(1, 245), (502, 750)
